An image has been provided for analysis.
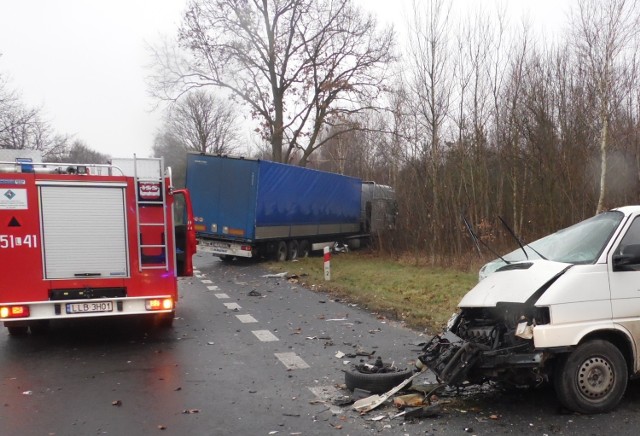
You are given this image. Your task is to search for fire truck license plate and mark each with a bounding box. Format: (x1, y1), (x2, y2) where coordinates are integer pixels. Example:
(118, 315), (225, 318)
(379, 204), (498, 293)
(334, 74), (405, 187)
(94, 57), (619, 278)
(66, 302), (114, 314)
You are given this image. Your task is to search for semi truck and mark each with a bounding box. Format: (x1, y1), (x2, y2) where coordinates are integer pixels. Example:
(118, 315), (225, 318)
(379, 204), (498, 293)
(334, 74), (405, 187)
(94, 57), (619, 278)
(185, 153), (395, 261)
(0, 152), (196, 335)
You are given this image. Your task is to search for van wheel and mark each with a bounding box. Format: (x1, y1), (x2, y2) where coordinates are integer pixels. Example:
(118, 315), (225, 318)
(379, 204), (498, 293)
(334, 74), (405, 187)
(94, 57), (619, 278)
(299, 240), (310, 258)
(554, 340), (628, 414)
(287, 240), (299, 261)
(275, 241), (287, 262)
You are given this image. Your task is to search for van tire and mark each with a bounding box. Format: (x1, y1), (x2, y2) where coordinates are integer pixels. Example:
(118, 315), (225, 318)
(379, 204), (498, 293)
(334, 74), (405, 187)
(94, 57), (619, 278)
(344, 366), (413, 394)
(554, 340), (628, 414)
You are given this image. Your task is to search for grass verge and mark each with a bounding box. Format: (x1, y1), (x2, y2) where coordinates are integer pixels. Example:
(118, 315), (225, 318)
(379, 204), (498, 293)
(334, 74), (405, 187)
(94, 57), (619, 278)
(267, 251), (479, 333)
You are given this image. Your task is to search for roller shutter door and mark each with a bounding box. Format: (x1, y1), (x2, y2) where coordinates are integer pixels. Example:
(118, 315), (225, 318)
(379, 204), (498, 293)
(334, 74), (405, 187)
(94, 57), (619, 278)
(40, 185), (129, 279)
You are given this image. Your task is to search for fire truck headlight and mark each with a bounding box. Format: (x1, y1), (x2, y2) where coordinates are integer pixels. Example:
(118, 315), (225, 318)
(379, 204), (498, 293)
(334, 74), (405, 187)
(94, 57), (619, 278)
(145, 298), (174, 311)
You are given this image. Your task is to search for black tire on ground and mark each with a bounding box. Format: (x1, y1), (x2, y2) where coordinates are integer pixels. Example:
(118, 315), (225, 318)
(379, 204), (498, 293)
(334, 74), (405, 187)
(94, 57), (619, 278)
(275, 241), (287, 262)
(29, 320), (50, 335)
(298, 240), (310, 258)
(344, 366), (414, 394)
(219, 255), (233, 262)
(554, 340), (628, 414)
(287, 240), (299, 261)
(155, 312), (175, 328)
(7, 325), (29, 336)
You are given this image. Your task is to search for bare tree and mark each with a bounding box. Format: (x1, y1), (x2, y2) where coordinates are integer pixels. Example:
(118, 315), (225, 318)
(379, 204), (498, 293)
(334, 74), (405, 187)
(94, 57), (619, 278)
(149, 0), (394, 165)
(403, 0), (453, 259)
(166, 90), (240, 154)
(570, 0), (640, 213)
(0, 69), (70, 157)
(152, 131), (189, 188)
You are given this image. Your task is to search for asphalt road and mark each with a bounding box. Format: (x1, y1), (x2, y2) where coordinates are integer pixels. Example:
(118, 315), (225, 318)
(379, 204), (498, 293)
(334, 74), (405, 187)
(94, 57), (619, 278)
(3, 252), (640, 435)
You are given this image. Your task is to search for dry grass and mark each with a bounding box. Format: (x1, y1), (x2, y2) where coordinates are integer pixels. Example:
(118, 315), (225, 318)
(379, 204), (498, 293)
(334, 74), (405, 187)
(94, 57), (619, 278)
(268, 250), (479, 333)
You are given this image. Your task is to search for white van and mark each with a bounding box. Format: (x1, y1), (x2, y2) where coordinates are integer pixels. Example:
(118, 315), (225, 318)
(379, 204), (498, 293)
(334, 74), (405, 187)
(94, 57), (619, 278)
(420, 206), (640, 413)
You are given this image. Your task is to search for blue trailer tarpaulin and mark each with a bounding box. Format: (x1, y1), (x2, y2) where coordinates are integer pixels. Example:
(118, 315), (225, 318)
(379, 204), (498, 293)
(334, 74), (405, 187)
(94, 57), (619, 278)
(185, 154), (362, 242)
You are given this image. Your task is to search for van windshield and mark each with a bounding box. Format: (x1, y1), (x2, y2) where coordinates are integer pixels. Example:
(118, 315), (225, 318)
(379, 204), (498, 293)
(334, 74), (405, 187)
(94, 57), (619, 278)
(506, 211), (625, 265)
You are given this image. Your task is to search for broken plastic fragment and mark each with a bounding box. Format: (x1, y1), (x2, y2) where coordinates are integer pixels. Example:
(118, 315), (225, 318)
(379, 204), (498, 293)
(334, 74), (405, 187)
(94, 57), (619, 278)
(262, 272), (288, 278)
(335, 351), (346, 359)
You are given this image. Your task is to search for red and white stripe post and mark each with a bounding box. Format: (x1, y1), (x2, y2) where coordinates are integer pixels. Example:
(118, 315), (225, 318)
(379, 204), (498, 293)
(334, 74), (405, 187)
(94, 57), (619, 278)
(323, 246), (331, 281)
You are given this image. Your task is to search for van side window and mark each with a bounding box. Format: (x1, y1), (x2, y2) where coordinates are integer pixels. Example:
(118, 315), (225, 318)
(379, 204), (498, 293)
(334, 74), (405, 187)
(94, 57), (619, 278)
(614, 217), (640, 271)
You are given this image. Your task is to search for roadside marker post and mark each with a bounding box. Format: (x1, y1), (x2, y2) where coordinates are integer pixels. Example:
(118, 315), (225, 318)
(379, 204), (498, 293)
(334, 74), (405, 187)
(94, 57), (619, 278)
(323, 246), (331, 281)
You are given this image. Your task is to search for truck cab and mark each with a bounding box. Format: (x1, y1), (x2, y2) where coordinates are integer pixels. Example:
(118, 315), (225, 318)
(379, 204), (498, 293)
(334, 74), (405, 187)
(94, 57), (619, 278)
(0, 154), (196, 334)
(421, 206), (640, 413)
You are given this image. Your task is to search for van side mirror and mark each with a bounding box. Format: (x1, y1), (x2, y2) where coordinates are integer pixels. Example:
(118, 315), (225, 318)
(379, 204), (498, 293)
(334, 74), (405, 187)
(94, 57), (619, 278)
(613, 244), (640, 271)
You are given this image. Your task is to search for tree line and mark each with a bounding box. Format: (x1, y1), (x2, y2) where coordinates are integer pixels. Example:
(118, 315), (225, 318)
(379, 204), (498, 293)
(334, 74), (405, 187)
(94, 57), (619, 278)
(151, 0), (640, 261)
(5, 0), (640, 262)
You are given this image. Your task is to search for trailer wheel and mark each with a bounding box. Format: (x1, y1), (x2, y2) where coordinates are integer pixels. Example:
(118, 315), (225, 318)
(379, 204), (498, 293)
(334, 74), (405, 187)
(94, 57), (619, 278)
(554, 340), (628, 414)
(287, 240), (299, 261)
(275, 241), (287, 262)
(299, 240), (310, 258)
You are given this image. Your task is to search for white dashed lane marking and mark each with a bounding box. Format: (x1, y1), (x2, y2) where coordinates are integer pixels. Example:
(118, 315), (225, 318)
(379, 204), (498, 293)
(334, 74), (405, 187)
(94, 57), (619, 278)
(274, 352), (310, 370)
(201, 279), (213, 284)
(224, 302), (241, 310)
(214, 293), (230, 299)
(252, 330), (279, 342)
(207, 285), (220, 291)
(236, 314), (258, 323)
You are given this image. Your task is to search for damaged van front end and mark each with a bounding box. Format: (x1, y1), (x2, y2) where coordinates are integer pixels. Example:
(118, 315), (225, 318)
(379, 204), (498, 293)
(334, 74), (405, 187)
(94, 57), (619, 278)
(420, 261), (570, 388)
(420, 209), (640, 414)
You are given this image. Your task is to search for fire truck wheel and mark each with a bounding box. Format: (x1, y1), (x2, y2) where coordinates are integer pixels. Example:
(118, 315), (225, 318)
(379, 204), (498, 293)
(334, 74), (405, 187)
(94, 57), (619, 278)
(554, 340), (628, 414)
(299, 240), (310, 258)
(29, 320), (50, 335)
(287, 240), (299, 261)
(7, 325), (29, 336)
(156, 312), (175, 328)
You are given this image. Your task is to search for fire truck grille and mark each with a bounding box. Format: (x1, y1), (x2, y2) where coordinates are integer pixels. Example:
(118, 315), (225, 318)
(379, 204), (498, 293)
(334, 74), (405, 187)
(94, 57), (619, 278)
(49, 287), (127, 300)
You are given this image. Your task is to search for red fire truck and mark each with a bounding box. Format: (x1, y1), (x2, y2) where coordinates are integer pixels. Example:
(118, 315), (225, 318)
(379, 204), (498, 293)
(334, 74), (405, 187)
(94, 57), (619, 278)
(0, 153), (196, 335)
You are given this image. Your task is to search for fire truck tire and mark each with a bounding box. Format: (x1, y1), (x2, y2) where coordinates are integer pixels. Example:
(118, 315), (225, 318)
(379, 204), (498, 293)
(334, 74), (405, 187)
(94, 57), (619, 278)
(287, 240), (299, 261)
(7, 325), (28, 336)
(275, 241), (287, 262)
(29, 320), (50, 335)
(344, 365), (414, 394)
(299, 240), (310, 258)
(156, 312), (175, 328)
(554, 340), (628, 414)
